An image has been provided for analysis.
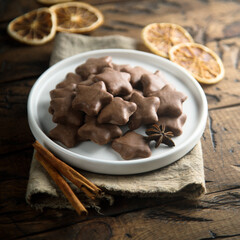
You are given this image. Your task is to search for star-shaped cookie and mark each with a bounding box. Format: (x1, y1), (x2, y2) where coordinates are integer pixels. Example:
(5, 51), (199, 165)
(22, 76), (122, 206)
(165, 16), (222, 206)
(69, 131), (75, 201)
(122, 65), (152, 87)
(49, 124), (79, 148)
(72, 81), (113, 116)
(149, 84), (187, 117)
(141, 71), (168, 96)
(128, 92), (160, 130)
(158, 113), (187, 136)
(56, 72), (82, 89)
(112, 63), (131, 72)
(94, 67), (132, 96)
(122, 89), (143, 101)
(50, 84), (76, 99)
(77, 74), (95, 86)
(49, 82), (84, 127)
(98, 97), (137, 125)
(112, 131), (152, 160)
(78, 116), (122, 145)
(75, 56), (113, 79)
(50, 96), (84, 126)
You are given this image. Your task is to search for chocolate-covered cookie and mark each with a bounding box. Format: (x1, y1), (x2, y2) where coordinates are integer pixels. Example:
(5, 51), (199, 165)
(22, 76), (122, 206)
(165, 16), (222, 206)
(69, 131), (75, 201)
(77, 74), (95, 86)
(112, 63), (131, 72)
(149, 84), (187, 117)
(75, 56), (112, 79)
(141, 71), (168, 96)
(72, 81), (113, 116)
(49, 124), (79, 148)
(49, 81), (84, 127)
(128, 91), (160, 130)
(122, 65), (152, 87)
(50, 84), (76, 99)
(78, 116), (122, 145)
(157, 113), (187, 136)
(112, 131), (151, 160)
(48, 56), (189, 160)
(94, 67), (132, 96)
(98, 97), (137, 125)
(50, 96), (84, 126)
(122, 89), (143, 101)
(56, 72), (82, 89)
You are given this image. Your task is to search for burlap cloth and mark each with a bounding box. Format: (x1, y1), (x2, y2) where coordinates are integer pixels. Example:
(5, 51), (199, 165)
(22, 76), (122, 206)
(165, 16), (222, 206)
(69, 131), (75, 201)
(26, 33), (206, 211)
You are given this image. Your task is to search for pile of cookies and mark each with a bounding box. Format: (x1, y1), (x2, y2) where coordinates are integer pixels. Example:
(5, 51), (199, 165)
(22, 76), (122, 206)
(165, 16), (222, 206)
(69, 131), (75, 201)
(48, 56), (187, 160)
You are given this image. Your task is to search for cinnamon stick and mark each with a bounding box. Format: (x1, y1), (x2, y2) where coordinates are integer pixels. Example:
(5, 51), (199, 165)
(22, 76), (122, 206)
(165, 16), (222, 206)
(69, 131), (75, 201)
(33, 141), (101, 198)
(35, 151), (88, 215)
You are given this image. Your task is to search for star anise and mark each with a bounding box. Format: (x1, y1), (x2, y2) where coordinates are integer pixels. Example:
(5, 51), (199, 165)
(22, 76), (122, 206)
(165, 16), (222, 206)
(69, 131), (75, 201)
(145, 123), (175, 148)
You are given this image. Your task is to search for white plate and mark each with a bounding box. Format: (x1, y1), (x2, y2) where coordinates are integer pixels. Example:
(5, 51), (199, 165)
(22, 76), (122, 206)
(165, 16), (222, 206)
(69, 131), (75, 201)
(28, 49), (208, 175)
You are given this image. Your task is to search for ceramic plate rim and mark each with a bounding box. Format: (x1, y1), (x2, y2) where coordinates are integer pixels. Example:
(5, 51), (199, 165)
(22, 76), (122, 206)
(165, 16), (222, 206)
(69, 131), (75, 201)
(27, 49), (208, 174)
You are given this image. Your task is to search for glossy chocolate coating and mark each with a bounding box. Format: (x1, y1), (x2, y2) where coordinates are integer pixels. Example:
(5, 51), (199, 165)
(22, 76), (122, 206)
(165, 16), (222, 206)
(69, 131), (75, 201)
(141, 71), (168, 96)
(149, 84), (187, 117)
(56, 72), (82, 89)
(128, 91), (160, 130)
(157, 113), (187, 136)
(122, 65), (152, 88)
(94, 67), (132, 96)
(98, 97), (137, 125)
(77, 74), (95, 86)
(50, 84), (76, 99)
(112, 63), (131, 72)
(72, 81), (113, 116)
(48, 56), (188, 160)
(49, 124), (79, 148)
(50, 96), (84, 126)
(49, 82), (84, 127)
(75, 56), (112, 79)
(78, 116), (122, 145)
(112, 131), (152, 160)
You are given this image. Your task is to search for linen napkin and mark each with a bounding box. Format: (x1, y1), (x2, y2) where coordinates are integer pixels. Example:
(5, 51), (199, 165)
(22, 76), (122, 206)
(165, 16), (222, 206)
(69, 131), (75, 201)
(26, 33), (206, 211)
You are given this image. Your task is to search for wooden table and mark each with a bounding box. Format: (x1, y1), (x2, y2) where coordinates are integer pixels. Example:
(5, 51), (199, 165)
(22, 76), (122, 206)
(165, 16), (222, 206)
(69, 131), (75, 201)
(1, 0), (240, 239)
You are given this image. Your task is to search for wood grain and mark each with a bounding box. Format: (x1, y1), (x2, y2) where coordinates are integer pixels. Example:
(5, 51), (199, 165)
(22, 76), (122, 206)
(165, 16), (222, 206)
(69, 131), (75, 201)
(1, 106), (240, 239)
(1, 0), (240, 239)
(203, 106), (240, 193)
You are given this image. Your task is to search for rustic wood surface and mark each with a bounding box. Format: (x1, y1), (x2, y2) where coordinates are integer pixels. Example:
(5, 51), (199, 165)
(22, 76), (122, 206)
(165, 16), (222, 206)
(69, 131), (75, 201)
(1, 0), (240, 239)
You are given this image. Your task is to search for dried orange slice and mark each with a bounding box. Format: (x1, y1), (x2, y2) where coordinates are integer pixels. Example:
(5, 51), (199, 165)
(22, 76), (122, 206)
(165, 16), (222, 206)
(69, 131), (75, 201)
(50, 2), (104, 33)
(7, 8), (56, 45)
(37, 0), (72, 5)
(142, 23), (193, 58)
(169, 42), (225, 84)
